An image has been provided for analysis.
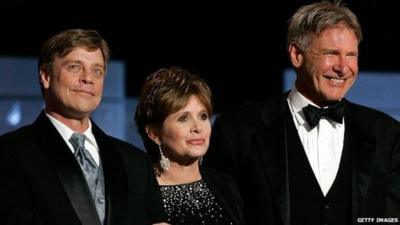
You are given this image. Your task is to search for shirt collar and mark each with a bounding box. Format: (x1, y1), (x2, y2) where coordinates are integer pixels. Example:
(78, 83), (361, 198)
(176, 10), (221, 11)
(287, 87), (344, 128)
(45, 113), (98, 149)
(288, 87), (315, 126)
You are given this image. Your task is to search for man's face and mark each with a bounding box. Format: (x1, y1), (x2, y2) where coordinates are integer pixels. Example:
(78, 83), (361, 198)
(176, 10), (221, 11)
(40, 47), (106, 119)
(291, 24), (359, 106)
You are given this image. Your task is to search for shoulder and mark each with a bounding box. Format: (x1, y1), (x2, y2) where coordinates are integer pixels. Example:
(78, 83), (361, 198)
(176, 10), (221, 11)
(92, 121), (147, 157)
(0, 124), (41, 167)
(104, 135), (147, 157)
(100, 135), (155, 178)
(219, 101), (265, 122)
(346, 101), (400, 140)
(0, 124), (34, 147)
(216, 94), (287, 128)
(347, 101), (400, 130)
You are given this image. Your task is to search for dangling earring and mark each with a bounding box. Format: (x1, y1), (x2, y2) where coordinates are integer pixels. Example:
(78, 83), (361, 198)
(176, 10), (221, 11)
(199, 157), (203, 165)
(158, 144), (170, 171)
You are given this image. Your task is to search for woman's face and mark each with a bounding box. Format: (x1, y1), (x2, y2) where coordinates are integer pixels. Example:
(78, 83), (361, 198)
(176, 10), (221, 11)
(154, 95), (211, 165)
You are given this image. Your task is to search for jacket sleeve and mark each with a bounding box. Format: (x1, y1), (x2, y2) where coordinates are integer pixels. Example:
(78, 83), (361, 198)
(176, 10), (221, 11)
(144, 155), (168, 224)
(0, 145), (42, 225)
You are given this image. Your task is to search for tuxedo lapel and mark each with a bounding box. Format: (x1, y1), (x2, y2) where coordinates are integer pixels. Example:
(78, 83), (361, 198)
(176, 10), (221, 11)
(345, 103), (377, 218)
(256, 96), (291, 225)
(92, 123), (128, 225)
(33, 112), (101, 225)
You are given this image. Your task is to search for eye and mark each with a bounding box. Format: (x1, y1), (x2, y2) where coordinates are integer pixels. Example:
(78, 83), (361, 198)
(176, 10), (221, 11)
(66, 64), (81, 72)
(200, 112), (209, 120)
(346, 53), (358, 60)
(93, 67), (105, 78)
(323, 52), (336, 57)
(178, 115), (188, 122)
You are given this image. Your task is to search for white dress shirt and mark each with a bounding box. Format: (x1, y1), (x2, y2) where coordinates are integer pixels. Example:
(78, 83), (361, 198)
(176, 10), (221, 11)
(46, 113), (100, 166)
(287, 88), (345, 196)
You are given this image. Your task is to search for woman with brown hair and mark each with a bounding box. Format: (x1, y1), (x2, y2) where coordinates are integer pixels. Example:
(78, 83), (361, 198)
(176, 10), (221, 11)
(135, 66), (244, 225)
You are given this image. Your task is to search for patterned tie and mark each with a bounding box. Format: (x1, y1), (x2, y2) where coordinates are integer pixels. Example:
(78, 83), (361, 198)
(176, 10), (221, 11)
(69, 132), (105, 224)
(69, 133), (98, 195)
(302, 101), (345, 129)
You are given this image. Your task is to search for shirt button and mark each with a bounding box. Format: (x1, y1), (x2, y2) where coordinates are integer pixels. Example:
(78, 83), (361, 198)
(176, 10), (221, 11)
(324, 204), (330, 211)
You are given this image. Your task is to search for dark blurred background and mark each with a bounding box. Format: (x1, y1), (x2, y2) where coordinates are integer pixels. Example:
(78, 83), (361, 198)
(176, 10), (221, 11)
(1, 0), (398, 113)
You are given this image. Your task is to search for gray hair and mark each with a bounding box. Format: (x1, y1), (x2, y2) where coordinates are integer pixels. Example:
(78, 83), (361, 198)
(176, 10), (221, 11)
(287, 1), (362, 51)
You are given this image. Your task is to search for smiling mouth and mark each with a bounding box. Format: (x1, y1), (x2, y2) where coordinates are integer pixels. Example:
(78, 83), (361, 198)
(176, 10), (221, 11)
(324, 76), (346, 85)
(330, 77), (344, 84)
(74, 90), (94, 96)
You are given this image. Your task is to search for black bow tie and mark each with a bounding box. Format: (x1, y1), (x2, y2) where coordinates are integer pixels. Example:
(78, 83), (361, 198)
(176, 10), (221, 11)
(302, 101), (345, 129)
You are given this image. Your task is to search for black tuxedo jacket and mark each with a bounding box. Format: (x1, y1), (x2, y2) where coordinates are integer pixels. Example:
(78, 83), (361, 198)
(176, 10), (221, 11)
(205, 93), (400, 225)
(0, 112), (167, 225)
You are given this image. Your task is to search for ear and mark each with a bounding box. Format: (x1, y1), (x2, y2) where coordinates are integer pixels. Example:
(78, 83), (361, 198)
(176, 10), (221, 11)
(145, 125), (161, 145)
(288, 43), (304, 69)
(39, 68), (51, 90)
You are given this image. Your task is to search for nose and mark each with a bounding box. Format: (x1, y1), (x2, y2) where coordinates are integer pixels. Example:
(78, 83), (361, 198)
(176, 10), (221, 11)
(80, 70), (94, 84)
(191, 121), (202, 134)
(332, 56), (349, 76)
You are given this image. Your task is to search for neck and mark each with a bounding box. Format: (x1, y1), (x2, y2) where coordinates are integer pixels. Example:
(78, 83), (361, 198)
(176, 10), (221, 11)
(46, 110), (90, 133)
(295, 82), (341, 107)
(157, 162), (202, 185)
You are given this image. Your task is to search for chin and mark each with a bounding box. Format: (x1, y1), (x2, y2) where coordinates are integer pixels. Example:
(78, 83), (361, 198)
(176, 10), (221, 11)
(190, 152), (207, 160)
(330, 94), (345, 101)
(321, 91), (345, 102)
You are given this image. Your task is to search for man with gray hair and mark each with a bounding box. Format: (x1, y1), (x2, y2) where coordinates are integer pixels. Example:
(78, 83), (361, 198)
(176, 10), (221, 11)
(206, 1), (400, 225)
